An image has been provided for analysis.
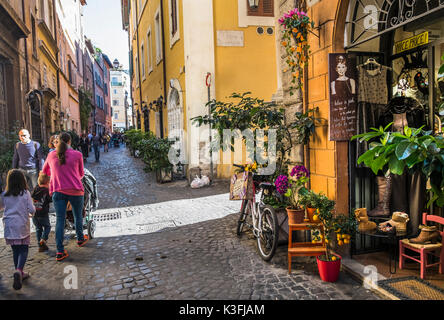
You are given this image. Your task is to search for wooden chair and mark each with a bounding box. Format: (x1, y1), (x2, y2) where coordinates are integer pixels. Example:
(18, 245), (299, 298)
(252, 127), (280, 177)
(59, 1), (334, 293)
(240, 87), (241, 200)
(399, 213), (444, 279)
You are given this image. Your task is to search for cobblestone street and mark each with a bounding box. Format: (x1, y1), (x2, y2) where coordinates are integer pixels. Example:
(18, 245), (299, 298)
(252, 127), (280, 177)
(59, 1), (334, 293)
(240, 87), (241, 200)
(0, 145), (381, 300)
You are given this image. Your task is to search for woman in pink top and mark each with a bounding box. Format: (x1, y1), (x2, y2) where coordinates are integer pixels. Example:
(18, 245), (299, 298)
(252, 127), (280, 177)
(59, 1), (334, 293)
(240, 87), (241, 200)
(41, 132), (89, 261)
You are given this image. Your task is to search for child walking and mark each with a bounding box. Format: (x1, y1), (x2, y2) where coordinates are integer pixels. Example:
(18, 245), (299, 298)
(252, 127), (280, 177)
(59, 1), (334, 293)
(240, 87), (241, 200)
(0, 169), (35, 290)
(31, 173), (52, 252)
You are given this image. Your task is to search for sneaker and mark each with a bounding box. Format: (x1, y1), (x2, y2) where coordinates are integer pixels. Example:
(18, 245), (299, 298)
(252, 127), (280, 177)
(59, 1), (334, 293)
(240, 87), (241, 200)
(21, 272), (30, 281)
(77, 234), (89, 247)
(13, 271), (22, 290)
(56, 250), (69, 261)
(39, 240), (49, 252)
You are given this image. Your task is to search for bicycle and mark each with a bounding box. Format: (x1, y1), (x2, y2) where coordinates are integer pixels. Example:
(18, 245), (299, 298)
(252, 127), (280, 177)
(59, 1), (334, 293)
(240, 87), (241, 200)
(234, 164), (279, 261)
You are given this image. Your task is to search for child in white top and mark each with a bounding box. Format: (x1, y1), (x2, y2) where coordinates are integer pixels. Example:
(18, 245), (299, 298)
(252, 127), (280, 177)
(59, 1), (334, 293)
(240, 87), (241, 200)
(0, 169), (35, 290)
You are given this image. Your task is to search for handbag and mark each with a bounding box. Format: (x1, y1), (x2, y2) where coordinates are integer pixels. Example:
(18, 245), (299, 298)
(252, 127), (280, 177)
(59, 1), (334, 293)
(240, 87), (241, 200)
(229, 171), (253, 200)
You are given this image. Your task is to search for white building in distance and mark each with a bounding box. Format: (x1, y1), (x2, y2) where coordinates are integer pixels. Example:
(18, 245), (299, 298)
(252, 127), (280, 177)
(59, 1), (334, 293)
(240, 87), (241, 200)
(110, 59), (132, 131)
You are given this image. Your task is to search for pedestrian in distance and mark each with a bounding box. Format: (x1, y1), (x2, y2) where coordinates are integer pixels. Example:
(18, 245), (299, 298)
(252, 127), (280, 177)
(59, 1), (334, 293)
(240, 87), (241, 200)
(103, 132), (110, 153)
(87, 131), (93, 153)
(12, 129), (44, 192)
(31, 173), (52, 252)
(41, 132), (89, 262)
(91, 132), (101, 163)
(0, 169), (35, 290)
(48, 135), (58, 153)
(79, 133), (90, 161)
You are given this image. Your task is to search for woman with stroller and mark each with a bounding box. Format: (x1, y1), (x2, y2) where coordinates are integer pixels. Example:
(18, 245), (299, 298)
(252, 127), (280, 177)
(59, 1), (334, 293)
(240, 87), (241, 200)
(41, 132), (89, 261)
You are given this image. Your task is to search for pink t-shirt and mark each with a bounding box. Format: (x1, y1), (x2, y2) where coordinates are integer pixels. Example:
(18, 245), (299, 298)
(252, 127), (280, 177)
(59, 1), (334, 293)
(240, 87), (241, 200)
(42, 149), (84, 195)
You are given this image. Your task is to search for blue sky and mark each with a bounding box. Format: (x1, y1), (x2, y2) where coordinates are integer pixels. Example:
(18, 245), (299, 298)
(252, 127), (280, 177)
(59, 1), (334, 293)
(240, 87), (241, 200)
(83, 0), (129, 69)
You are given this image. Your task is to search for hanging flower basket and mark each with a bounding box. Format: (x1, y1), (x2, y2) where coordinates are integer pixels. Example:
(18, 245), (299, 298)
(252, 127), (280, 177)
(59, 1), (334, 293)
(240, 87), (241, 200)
(278, 8), (314, 95)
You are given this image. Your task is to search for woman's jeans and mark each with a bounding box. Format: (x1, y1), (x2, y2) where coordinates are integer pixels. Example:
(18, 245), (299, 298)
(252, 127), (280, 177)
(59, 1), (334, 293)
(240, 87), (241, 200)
(11, 245), (28, 271)
(53, 192), (84, 253)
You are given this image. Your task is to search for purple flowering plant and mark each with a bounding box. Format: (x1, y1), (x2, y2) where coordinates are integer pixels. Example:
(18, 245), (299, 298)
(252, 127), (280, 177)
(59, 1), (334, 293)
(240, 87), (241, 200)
(275, 165), (310, 209)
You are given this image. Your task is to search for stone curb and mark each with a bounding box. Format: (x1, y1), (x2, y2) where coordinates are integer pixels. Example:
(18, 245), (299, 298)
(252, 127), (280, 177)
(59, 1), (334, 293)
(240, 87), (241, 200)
(341, 257), (399, 300)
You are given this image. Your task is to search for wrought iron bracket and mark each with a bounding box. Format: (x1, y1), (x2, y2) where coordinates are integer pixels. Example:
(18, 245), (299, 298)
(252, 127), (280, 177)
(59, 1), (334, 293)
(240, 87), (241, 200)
(309, 19), (334, 45)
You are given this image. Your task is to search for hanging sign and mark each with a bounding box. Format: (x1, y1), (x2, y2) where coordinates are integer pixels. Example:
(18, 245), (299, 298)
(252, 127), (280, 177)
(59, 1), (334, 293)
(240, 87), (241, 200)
(394, 31), (429, 55)
(328, 53), (358, 141)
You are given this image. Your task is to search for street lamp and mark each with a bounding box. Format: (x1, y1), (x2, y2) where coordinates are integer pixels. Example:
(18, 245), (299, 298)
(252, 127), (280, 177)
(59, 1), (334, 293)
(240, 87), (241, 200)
(248, 0), (259, 8)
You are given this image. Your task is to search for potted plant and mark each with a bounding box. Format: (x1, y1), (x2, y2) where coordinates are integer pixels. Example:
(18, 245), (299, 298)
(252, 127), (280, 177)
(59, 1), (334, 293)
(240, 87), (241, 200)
(275, 165), (310, 224)
(351, 124), (444, 208)
(310, 195), (357, 282)
(278, 8), (314, 94)
(298, 189), (321, 223)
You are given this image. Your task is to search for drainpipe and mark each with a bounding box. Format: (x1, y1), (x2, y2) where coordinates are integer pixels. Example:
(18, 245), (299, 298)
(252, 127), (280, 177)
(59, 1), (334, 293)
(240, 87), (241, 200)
(135, 0), (145, 131)
(21, 0), (31, 131)
(52, 0), (61, 132)
(159, 0), (166, 138)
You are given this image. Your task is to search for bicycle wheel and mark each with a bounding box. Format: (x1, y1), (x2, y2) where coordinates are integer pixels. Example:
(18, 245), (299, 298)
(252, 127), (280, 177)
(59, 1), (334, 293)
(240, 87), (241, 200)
(256, 205), (279, 261)
(236, 199), (251, 236)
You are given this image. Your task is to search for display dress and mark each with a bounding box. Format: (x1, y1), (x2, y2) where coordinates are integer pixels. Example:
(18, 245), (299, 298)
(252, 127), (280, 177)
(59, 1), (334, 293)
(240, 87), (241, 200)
(356, 65), (389, 164)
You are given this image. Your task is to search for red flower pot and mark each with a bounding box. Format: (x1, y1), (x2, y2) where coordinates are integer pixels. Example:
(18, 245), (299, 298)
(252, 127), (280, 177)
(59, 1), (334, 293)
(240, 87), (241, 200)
(316, 254), (341, 282)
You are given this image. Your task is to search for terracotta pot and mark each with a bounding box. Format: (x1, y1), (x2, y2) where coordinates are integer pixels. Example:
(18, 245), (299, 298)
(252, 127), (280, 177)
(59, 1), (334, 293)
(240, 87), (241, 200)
(286, 207), (305, 224)
(306, 207), (317, 222)
(316, 254), (341, 282)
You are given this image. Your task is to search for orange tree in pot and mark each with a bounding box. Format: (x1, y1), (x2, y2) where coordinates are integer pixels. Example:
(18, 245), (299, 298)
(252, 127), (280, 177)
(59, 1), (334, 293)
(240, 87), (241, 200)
(275, 165), (310, 224)
(310, 195), (357, 282)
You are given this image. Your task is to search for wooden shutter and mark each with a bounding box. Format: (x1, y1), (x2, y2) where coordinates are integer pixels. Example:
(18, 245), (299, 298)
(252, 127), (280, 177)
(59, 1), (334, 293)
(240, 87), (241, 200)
(247, 0), (274, 17)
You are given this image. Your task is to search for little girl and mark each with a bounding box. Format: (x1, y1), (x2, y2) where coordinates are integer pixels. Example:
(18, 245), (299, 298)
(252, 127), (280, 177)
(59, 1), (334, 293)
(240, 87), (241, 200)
(0, 169), (36, 290)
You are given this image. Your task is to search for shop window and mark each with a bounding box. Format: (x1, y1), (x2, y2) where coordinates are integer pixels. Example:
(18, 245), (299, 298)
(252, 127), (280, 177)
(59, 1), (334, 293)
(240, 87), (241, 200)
(247, 0), (273, 17)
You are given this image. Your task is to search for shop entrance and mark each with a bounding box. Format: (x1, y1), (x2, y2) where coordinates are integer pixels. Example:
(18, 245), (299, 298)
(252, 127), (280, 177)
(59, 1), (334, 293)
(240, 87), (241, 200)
(341, 0), (444, 283)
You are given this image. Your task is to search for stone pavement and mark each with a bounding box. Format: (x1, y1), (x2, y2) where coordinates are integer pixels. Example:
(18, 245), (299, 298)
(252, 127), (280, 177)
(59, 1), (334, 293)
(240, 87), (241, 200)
(0, 145), (381, 300)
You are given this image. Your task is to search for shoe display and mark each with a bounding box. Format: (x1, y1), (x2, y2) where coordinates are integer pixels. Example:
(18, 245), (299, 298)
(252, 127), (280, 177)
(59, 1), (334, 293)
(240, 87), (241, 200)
(56, 250), (69, 261)
(409, 225), (441, 244)
(368, 176), (392, 217)
(379, 211), (410, 235)
(77, 234), (89, 247)
(354, 208), (377, 232)
(13, 271), (22, 290)
(377, 223), (396, 235)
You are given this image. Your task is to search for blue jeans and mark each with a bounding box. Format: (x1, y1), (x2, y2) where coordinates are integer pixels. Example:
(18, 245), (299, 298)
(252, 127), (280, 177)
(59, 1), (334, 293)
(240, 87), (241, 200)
(53, 192), (85, 253)
(32, 215), (51, 242)
(11, 245), (28, 271)
(93, 145), (100, 162)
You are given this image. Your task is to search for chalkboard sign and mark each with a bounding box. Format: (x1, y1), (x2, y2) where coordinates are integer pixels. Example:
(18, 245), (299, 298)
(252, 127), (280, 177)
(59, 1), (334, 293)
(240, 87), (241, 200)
(328, 53), (358, 141)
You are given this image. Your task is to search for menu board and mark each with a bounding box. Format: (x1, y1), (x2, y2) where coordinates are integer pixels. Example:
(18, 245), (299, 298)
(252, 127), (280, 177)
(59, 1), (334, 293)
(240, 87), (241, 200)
(328, 53), (358, 141)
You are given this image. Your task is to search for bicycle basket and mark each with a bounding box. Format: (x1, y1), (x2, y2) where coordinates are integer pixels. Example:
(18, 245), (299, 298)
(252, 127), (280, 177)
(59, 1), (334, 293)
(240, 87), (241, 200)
(229, 171), (254, 200)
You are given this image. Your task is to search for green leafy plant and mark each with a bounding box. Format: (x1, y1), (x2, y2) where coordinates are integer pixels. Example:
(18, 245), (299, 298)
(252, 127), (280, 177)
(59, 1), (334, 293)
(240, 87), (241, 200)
(351, 123), (444, 208)
(298, 189), (318, 208)
(191, 92), (316, 181)
(0, 122), (21, 178)
(290, 108), (321, 145)
(79, 86), (93, 132)
(310, 195), (356, 261)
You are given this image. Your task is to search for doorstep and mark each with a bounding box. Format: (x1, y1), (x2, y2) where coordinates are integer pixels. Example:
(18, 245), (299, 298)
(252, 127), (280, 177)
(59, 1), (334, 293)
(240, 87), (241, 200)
(341, 257), (400, 300)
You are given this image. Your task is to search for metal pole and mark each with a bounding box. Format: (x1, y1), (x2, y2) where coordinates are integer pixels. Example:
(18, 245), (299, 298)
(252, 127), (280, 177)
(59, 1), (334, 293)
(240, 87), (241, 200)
(208, 84), (213, 184)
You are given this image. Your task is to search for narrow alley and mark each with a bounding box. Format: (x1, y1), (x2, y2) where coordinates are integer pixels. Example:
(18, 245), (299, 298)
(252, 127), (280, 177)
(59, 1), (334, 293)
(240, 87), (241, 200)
(0, 146), (380, 300)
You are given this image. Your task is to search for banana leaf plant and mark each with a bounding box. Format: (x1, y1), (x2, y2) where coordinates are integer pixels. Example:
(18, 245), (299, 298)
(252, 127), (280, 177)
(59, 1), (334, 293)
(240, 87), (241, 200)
(351, 123), (444, 208)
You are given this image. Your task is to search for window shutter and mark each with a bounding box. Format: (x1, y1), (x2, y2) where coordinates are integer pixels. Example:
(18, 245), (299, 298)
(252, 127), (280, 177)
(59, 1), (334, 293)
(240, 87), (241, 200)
(247, 0), (274, 17)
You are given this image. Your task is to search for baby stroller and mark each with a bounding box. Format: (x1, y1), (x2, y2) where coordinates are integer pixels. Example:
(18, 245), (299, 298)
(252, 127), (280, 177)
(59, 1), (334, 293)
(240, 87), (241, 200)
(66, 168), (99, 239)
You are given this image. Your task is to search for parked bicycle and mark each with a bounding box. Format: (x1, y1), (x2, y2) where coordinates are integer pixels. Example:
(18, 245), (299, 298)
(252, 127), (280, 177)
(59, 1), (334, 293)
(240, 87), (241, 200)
(234, 164), (279, 261)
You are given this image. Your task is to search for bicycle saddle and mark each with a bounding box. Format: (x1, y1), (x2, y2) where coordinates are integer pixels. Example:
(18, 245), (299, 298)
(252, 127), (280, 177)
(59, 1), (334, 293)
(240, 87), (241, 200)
(259, 182), (274, 190)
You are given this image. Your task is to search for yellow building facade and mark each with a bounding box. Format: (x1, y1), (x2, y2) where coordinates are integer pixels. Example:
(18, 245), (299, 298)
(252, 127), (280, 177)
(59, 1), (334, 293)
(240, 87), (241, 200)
(37, 0), (60, 135)
(126, 0), (278, 179)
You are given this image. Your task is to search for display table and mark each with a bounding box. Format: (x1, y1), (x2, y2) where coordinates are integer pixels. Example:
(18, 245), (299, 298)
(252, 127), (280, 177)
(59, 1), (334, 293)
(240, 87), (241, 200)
(352, 228), (410, 274)
(288, 222), (325, 274)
